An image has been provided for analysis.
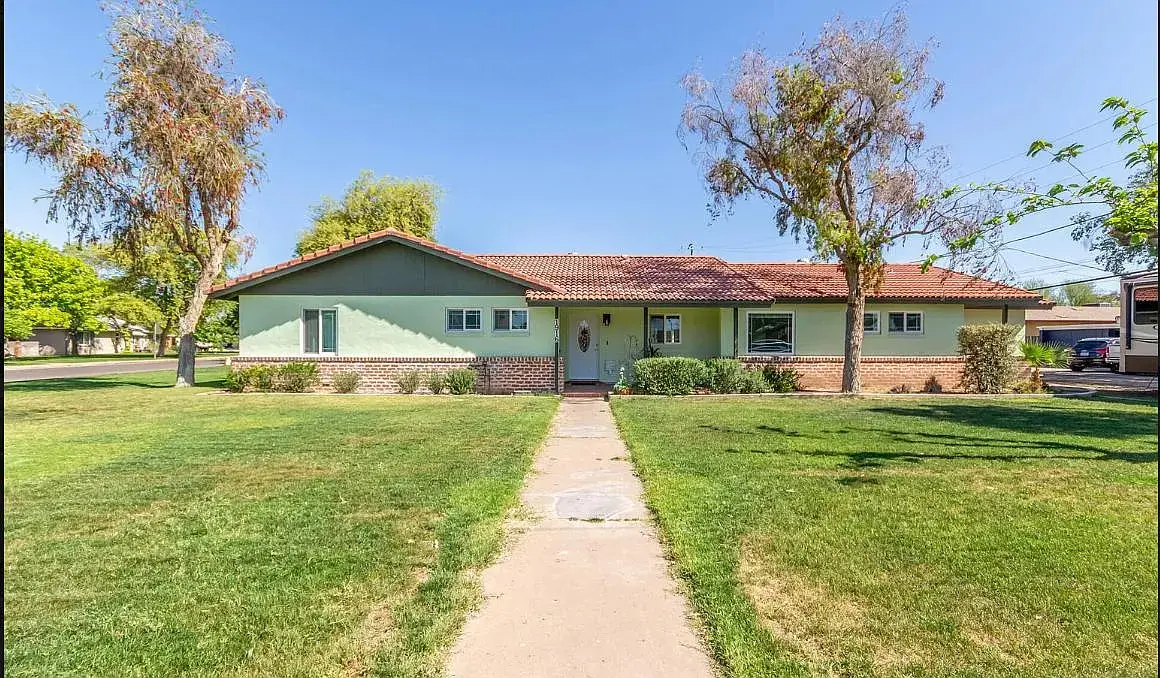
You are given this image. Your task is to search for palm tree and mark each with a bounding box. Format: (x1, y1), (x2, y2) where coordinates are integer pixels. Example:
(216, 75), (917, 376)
(1018, 341), (1072, 391)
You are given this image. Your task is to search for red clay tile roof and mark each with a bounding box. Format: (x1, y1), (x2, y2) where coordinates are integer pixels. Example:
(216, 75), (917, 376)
(210, 230), (1043, 306)
(732, 263), (1045, 304)
(476, 255), (774, 303)
(208, 228), (561, 296)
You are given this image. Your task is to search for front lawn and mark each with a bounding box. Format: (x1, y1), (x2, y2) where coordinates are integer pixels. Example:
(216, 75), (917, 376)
(612, 396), (1158, 677)
(4, 369), (557, 677)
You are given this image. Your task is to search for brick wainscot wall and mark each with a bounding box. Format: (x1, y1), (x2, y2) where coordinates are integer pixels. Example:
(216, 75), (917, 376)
(739, 355), (969, 392)
(229, 356), (564, 394)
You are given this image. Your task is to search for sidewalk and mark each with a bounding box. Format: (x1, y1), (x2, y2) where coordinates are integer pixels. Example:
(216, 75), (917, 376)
(446, 399), (714, 678)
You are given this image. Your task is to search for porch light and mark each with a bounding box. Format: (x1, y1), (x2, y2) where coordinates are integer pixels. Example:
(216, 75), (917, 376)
(602, 313), (611, 326)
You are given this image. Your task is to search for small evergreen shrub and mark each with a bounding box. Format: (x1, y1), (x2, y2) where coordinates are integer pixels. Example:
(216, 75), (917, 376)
(739, 369), (769, 393)
(273, 362), (320, 393)
(332, 370), (361, 394)
(703, 358), (746, 393)
(957, 324), (1020, 394)
(397, 370), (422, 394)
(426, 372), (447, 394)
(632, 357), (708, 396)
(250, 364), (276, 391)
(762, 365), (803, 393)
(445, 368), (478, 395)
(224, 368), (247, 393)
(921, 375), (944, 393)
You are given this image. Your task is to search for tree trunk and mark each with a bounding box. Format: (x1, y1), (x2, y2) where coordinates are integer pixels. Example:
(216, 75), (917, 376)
(154, 317), (173, 357)
(174, 241), (229, 387)
(841, 265), (866, 394)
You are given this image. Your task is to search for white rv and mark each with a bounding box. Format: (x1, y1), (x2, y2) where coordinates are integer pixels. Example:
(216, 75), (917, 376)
(1120, 271), (1158, 374)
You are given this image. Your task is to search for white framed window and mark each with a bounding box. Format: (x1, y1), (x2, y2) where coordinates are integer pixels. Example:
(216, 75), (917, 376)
(746, 311), (794, 354)
(493, 308), (530, 332)
(649, 314), (681, 344)
(302, 309), (337, 354)
(887, 311), (924, 334)
(446, 308), (482, 333)
(863, 311), (881, 334)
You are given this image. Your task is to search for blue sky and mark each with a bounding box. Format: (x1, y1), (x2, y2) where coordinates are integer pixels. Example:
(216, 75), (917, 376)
(4, 0), (1157, 289)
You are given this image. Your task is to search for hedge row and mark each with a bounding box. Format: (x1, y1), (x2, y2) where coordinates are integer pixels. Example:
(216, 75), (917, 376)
(629, 357), (802, 396)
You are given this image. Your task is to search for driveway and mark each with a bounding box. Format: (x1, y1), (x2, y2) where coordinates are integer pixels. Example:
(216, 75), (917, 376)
(1042, 367), (1158, 394)
(4, 357), (227, 383)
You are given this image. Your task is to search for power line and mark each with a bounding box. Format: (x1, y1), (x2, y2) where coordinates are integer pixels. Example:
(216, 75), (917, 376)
(948, 96), (1157, 184)
(1022, 267), (1157, 291)
(995, 124), (1157, 185)
(1003, 246), (1108, 273)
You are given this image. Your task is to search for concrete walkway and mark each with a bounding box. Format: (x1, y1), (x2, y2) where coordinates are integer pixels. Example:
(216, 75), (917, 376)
(447, 399), (714, 678)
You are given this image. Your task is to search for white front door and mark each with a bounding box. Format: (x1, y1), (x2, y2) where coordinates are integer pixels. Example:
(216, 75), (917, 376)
(568, 314), (600, 380)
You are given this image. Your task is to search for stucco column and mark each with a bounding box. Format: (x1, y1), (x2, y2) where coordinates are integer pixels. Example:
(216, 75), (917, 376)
(554, 306), (561, 393)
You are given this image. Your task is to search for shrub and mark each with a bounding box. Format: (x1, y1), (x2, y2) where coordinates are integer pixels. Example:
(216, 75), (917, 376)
(703, 358), (746, 393)
(888, 383), (913, 394)
(1018, 341), (1071, 391)
(739, 369), (769, 393)
(224, 368), (247, 393)
(921, 375), (943, 393)
(426, 372), (447, 394)
(273, 362), (320, 393)
(332, 370), (361, 394)
(397, 370), (422, 394)
(957, 324), (1020, 394)
(762, 364), (803, 393)
(249, 364), (276, 391)
(1010, 378), (1047, 394)
(445, 368), (478, 395)
(632, 357), (708, 396)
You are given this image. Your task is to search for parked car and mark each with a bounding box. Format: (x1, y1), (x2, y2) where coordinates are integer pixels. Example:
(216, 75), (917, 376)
(1069, 338), (1120, 371)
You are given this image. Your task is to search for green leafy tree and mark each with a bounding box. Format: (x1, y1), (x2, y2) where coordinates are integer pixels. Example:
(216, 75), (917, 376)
(1055, 282), (1100, 306)
(680, 10), (987, 393)
(4, 232), (104, 352)
(295, 171), (442, 255)
(958, 98), (1157, 274)
(195, 300), (238, 349)
(1019, 278), (1054, 301)
(4, 0), (281, 385)
(97, 292), (162, 352)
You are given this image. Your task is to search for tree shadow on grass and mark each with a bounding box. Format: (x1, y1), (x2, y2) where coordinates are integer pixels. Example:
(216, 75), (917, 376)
(866, 401), (1156, 440)
(5, 375), (224, 393)
(785, 447), (1157, 470)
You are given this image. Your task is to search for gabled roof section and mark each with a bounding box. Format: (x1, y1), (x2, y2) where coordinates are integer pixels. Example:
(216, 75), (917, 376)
(732, 263), (1046, 306)
(476, 254), (775, 304)
(208, 229), (562, 299)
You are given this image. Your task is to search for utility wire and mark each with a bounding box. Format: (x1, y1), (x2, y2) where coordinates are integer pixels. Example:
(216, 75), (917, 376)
(948, 97), (1157, 184)
(1022, 268), (1157, 291)
(1003, 246), (1109, 273)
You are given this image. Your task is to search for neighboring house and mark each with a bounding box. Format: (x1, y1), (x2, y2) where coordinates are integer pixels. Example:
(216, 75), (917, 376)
(209, 229), (1045, 392)
(1024, 305), (1121, 346)
(29, 321), (152, 356)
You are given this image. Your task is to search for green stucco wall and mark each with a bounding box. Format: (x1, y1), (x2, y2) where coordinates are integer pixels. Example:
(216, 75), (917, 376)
(734, 303), (968, 356)
(239, 295), (554, 357)
(560, 306), (722, 382)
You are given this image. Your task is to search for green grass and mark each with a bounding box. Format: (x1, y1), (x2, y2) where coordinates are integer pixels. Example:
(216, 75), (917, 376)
(4, 351), (236, 365)
(4, 369), (558, 677)
(612, 396), (1158, 678)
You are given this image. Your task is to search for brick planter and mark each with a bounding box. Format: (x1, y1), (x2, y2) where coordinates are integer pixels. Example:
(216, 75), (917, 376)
(229, 356), (563, 394)
(738, 355), (968, 392)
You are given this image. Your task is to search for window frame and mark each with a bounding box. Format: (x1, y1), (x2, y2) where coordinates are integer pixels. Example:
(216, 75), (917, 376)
(887, 311), (925, 335)
(492, 307), (531, 333)
(648, 313), (682, 345)
(744, 310), (795, 355)
(446, 307), (483, 334)
(1132, 285), (1158, 326)
(863, 311), (881, 335)
(301, 308), (338, 355)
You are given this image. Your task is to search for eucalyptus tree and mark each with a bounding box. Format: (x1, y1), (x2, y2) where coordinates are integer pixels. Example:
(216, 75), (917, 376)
(681, 10), (987, 392)
(5, 0), (282, 385)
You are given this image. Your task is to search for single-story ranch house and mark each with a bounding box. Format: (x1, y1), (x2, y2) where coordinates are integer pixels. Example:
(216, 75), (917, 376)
(210, 229), (1045, 392)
